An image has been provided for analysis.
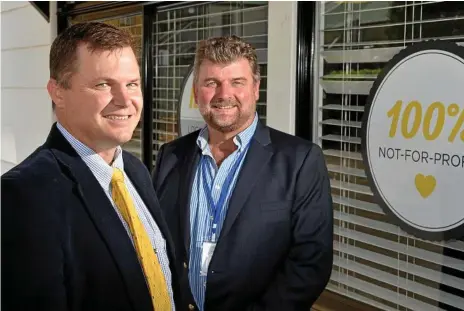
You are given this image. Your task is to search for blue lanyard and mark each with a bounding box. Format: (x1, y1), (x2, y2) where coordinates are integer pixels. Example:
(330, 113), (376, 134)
(201, 144), (250, 242)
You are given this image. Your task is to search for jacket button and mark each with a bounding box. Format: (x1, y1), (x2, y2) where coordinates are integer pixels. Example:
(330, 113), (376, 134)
(188, 304), (195, 310)
(183, 262), (188, 269)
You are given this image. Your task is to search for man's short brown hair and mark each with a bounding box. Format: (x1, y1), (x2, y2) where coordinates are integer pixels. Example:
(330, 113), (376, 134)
(193, 35), (260, 83)
(49, 21), (136, 89)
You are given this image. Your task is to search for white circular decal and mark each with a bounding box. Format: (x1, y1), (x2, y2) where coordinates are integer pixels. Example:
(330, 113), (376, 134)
(178, 66), (205, 136)
(362, 41), (464, 240)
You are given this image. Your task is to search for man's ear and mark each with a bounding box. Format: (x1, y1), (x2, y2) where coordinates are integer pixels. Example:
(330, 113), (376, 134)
(193, 82), (199, 105)
(254, 79), (260, 102)
(47, 79), (65, 109)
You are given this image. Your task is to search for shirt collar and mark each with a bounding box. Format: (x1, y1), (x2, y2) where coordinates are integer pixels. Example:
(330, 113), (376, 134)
(56, 122), (124, 191)
(196, 112), (259, 155)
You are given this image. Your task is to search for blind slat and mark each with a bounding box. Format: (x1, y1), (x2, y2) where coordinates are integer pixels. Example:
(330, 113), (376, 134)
(334, 241), (464, 290)
(321, 135), (361, 144)
(333, 257), (464, 309)
(322, 42), (464, 64)
(333, 194), (384, 214)
(327, 164), (366, 178)
(320, 80), (373, 95)
(335, 212), (403, 236)
(337, 211), (464, 252)
(322, 46), (403, 64)
(323, 149), (363, 161)
(326, 284), (399, 311)
(335, 227), (464, 271)
(330, 270), (447, 311)
(321, 119), (362, 128)
(330, 179), (373, 196)
(320, 104), (365, 112)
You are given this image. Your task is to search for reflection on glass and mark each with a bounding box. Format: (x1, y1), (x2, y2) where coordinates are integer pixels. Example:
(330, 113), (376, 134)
(324, 1), (464, 47)
(152, 1), (269, 166)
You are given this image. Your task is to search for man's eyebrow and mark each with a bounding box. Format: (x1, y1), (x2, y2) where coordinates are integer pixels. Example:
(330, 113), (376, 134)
(232, 77), (247, 81)
(203, 77), (247, 82)
(203, 77), (219, 82)
(91, 77), (140, 83)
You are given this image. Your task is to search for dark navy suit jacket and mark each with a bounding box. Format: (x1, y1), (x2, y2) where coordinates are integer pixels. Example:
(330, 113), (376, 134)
(1, 124), (180, 311)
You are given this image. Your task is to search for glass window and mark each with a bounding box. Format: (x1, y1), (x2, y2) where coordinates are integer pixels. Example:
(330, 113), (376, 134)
(315, 1), (464, 310)
(152, 1), (269, 167)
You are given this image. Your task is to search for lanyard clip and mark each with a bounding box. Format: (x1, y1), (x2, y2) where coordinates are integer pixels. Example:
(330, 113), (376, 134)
(211, 223), (217, 242)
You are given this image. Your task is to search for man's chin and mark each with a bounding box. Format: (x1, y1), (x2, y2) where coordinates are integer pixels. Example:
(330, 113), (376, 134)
(105, 132), (134, 147)
(118, 135), (134, 146)
(210, 121), (240, 134)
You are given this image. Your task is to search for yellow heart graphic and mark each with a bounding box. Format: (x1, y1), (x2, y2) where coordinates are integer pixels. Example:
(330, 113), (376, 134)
(415, 174), (436, 198)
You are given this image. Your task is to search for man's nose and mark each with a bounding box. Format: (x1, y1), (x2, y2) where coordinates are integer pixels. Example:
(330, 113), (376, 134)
(215, 83), (233, 101)
(113, 87), (131, 106)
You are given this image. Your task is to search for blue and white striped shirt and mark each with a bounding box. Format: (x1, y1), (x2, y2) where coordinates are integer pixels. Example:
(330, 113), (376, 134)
(57, 123), (176, 310)
(189, 114), (258, 310)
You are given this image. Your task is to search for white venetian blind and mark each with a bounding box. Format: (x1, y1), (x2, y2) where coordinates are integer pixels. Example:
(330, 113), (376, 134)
(152, 1), (269, 167)
(315, 2), (464, 310)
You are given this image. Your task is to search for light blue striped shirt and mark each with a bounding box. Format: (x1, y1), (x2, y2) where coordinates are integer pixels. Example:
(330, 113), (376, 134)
(57, 123), (175, 310)
(189, 114), (258, 310)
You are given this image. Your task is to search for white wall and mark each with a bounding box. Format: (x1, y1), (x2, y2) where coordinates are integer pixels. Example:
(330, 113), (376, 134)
(266, 1), (297, 135)
(1, 1), (55, 174)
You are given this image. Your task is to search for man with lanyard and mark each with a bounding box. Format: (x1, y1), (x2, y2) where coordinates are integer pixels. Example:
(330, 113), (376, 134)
(197, 115), (255, 278)
(153, 35), (334, 311)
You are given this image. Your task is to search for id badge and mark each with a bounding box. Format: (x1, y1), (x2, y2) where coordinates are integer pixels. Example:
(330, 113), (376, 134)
(200, 241), (216, 276)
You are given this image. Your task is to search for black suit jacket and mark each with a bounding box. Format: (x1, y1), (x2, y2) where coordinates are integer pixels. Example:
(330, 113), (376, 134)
(153, 122), (334, 311)
(1, 124), (180, 311)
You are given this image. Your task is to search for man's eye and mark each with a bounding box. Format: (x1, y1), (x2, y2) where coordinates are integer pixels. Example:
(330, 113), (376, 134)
(95, 83), (109, 88)
(127, 82), (139, 88)
(206, 81), (217, 87)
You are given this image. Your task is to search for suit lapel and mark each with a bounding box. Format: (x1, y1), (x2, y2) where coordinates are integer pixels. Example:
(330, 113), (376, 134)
(46, 125), (153, 311)
(177, 142), (201, 256)
(220, 123), (273, 240)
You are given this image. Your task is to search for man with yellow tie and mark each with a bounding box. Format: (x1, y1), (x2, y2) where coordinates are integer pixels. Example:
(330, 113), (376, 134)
(1, 22), (179, 311)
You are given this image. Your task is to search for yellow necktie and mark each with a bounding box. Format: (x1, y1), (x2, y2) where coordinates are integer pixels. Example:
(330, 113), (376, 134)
(111, 168), (172, 311)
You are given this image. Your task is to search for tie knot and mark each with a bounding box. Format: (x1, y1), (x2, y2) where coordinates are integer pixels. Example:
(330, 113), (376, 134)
(112, 168), (125, 183)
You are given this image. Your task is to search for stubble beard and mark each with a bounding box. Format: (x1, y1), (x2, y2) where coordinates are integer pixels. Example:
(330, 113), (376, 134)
(202, 99), (252, 134)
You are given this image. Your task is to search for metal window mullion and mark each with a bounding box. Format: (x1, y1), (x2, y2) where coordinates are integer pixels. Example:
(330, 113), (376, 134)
(313, 2), (324, 146)
(171, 7), (177, 139)
(75, 11), (142, 24)
(156, 0), (221, 13)
(156, 47), (268, 58)
(155, 34), (268, 47)
(156, 19), (268, 36)
(154, 4), (267, 25)
(322, 36), (464, 48)
(324, 15), (464, 33)
(323, 1), (445, 16)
